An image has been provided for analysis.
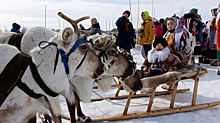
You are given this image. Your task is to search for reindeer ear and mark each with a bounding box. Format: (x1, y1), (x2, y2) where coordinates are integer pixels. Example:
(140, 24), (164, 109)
(61, 27), (74, 43)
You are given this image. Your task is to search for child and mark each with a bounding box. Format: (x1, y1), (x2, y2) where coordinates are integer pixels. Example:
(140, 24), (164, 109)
(142, 37), (172, 77)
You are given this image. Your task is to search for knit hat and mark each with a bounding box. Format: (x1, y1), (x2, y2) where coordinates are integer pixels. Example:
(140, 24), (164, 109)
(91, 18), (97, 22)
(153, 37), (168, 48)
(211, 8), (218, 16)
(12, 23), (21, 30)
(123, 10), (130, 17)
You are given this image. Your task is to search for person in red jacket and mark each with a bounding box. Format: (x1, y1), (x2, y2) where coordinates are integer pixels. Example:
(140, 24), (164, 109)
(153, 18), (163, 38)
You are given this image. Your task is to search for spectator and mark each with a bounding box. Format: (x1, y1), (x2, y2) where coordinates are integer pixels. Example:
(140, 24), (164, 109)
(207, 8), (218, 66)
(11, 23), (21, 33)
(87, 18), (101, 35)
(160, 18), (167, 35)
(153, 18), (163, 38)
(115, 10), (135, 53)
(79, 24), (86, 30)
(142, 37), (172, 77)
(183, 8), (203, 63)
(139, 11), (154, 58)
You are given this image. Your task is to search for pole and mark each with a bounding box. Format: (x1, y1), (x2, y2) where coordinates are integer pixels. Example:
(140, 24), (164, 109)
(109, 20), (110, 31)
(58, 16), (60, 29)
(45, 6), (46, 27)
(152, 0), (153, 17)
(135, 0), (139, 52)
(129, 0), (132, 23)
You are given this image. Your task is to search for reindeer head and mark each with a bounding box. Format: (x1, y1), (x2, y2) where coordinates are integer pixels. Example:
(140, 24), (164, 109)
(87, 34), (136, 78)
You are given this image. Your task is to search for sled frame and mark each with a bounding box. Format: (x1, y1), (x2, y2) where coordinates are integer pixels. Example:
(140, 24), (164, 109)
(89, 70), (220, 121)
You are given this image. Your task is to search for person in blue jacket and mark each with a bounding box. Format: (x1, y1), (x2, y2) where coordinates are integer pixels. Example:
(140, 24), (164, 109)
(115, 10), (135, 53)
(11, 23), (21, 33)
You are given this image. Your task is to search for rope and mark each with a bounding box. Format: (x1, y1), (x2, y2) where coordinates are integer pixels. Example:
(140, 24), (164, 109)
(92, 90), (154, 107)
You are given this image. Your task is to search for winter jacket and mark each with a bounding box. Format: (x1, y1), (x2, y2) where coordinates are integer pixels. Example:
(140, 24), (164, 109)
(154, 22), (163, 38)
(115, 16), (135, 49)
(11, 28), (21, 33)
(143, 47), (172, 73)
(88, 23), (101, 35)
(139, 11), (155, 45)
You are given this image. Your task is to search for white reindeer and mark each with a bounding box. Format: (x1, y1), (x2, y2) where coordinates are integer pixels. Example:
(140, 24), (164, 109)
(0, 12), (106, 123)
(68, 34), (139, 122)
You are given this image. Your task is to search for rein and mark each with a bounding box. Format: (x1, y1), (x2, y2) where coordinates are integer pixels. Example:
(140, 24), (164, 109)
(96, 42), (118, 68)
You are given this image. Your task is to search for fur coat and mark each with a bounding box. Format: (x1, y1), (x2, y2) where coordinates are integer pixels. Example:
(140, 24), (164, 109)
(148, 47), (170, 63)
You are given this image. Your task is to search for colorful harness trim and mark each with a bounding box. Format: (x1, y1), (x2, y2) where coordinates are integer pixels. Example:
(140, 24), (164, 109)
(58, 39), (84, 74)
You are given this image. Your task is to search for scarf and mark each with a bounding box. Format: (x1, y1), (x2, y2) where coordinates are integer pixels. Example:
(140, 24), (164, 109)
(125, 19), (129, 32)
(141, 19), (150, 30)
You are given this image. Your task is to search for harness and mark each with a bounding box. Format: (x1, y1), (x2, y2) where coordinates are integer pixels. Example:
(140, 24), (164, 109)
(0, 39), (86, 106)
(57, 39), (87, 74)
(95, 42), (118, 68)
(0, 53), (58, 107)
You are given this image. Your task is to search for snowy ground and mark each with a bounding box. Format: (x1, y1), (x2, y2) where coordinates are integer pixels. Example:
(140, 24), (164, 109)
(40, 45), (220, 123)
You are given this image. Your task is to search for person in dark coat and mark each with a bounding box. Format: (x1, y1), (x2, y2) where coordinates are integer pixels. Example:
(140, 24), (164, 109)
(159, 18), (167, 35)
(79, 24), (86, 30)
(87, 18), (101, 35)
(115, 10), (135, 53)
(11, 23), (21, 33)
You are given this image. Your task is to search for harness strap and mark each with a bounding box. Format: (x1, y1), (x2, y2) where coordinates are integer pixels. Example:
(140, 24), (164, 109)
(0, 53), (29, 107)
(29, 57), (59, 97)
(17, 80), (44, 99)
(76, 50), (88, 69)
(39, 41), (59, 74)
(58, 39), (84, 74)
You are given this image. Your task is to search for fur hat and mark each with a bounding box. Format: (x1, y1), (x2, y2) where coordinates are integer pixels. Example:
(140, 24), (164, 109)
(12, 23), (21, 30)
(153, 36), (168, 48)
(123, 10), (130, 17)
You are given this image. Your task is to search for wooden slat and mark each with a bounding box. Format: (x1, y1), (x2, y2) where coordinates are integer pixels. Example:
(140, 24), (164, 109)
(123, 92), (133, 115)
(192, 75), (199, 106)
(170, 82), (179, 109)
(91, 88), (190, 101)
(147, 87), (156, 112)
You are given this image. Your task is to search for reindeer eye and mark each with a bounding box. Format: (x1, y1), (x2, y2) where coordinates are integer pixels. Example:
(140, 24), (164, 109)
(81, 45), (87, 49)
(111, 50), (116, 54)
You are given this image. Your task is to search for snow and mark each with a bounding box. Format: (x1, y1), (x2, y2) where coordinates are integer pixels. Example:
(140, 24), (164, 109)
(39, 45), (220, 123)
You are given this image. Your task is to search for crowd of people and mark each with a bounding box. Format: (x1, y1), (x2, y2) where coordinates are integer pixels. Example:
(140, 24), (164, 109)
(114, 5), (220, 79)
(10, 4), (220, 78)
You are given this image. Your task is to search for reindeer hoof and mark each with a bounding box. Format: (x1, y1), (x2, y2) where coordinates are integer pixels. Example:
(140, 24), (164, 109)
(78, 116), (91, 122)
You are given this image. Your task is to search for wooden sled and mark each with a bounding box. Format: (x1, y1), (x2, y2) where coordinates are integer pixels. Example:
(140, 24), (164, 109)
(61, 70), (220, 122)
(91, 71), (206, 101)
(89, 70), (220, 121)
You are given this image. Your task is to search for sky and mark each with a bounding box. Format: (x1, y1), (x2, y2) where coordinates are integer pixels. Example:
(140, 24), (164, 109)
(0, 0), (219, 31)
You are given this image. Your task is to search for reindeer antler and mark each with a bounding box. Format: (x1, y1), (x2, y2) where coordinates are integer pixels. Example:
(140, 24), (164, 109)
(58, 12), (90, 38)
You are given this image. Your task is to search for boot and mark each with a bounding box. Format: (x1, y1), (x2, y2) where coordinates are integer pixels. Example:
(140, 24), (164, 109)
(210, 60), (218, 66)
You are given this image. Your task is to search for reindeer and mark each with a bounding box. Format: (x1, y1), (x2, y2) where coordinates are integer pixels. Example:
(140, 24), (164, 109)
(0, 12), (106, 123)
(18, 13), (139, 123)
(68, 34), (140, 123)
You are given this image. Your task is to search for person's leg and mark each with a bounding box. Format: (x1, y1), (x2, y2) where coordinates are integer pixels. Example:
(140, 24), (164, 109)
(143, 44), (152, 56)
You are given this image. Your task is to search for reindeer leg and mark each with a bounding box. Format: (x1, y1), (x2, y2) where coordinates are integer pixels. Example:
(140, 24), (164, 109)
(75, 93), (91, 122)
(66, 99), (76, 123)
